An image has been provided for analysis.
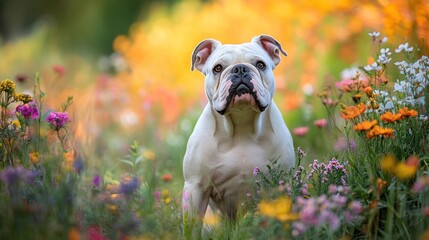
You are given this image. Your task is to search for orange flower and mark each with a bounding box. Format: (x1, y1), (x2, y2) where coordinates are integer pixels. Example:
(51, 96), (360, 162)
(366, 125), (394, 139)
(380, 111), (402, 123)
(354, 120), (377, 131)
(162, 173), (173, 182)
(398, 107), (418, 118)
(363, 86), (374, 97)
(340, 103), (366, 120)
(29, 151), (40, 164)
(68, 227), (80, 240)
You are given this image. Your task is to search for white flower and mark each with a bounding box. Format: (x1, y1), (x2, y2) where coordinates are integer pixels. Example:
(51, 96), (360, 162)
(340, 67), (364, 80)
(394, 81), (408, 93)
(382, 37), (388, 43)
(380, 48), (391, 55)
(364, 62), (382, 71)
(373, 90), (389, 97)
(368, 32), (380, 37)
(302, 83), (314, 96)
(377, 48), (392, 64)
(395, 42), (413, 53)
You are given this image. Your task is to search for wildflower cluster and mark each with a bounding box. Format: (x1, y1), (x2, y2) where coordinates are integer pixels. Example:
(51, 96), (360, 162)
(249, 148), (361, 239)
(307, 158), (349, 193)
(334, 33), (427, 143)
(318, 32), (429, 239)
(292, 186), (363, 237)
(0, 79), (41, 166)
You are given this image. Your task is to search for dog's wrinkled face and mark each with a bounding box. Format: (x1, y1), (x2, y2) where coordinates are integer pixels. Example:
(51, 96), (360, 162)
(191, 35), (287, 115)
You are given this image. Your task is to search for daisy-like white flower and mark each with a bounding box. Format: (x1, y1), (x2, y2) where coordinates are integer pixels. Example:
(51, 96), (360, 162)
(395, 42), (414, 53)
(364, 62), (382, 72)
(368, 32), (380, 37)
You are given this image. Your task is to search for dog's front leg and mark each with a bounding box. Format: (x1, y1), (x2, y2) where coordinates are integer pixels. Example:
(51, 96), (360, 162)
(183, 181), (210, 238)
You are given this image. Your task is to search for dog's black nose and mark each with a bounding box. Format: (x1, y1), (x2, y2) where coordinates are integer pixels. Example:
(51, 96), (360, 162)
(231, 64), (250, 75)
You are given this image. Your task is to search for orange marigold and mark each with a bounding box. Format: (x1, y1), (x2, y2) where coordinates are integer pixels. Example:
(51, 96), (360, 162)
(398, 107), (418, 118)
(366, 125), (394, 139)
(340, 103), (366, 120)
(354, 120), (377, 131)
(380, 111), (402, 123)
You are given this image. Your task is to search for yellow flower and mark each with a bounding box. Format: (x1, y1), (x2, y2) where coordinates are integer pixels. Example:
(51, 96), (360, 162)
(29, 152), (40, 164)
(204, 212), (220, 226)
(354, 120), (377, 131)
(0, 79), (16, 94)
(380, 154), (397, 173)
(143, 150), (156, 161)
(11, 120), (21, 129)
(63, 151), (75, 172)
(258, 196), (298, 222)
(380, 155), (419, 181)
(395, 162), (418, 181)
(14, 93), (33, 103)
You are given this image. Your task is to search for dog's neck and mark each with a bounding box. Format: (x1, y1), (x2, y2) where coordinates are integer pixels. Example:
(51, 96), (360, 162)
(214, 105), (270, 139)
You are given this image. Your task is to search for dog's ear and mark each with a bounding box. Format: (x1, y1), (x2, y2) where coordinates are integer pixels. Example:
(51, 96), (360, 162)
(252, 35), (287, 66)
(191, 39), (221, 72)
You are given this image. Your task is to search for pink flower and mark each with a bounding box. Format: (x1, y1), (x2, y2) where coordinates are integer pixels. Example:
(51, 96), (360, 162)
(253, 167), (260, 176)
(46, 111), (70, 130)
(293, 126), (309, 137)
(86, 225), (108, 240)
(52, 64), (66, 77)
(314, 118), (328, 128)
(335, 79), (354, 92)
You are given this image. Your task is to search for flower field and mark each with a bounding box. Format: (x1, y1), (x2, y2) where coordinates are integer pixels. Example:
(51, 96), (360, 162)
(0, 0), (429, 239)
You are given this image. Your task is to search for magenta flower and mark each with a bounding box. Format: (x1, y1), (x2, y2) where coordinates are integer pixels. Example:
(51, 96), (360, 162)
(16, 101), (39, 120)
(46, 111), (70, 130)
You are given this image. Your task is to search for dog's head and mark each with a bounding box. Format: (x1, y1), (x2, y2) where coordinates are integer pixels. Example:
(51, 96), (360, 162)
(191, 35), (287, 115)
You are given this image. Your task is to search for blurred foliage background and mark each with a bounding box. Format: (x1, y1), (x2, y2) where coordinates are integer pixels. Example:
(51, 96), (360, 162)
(0, 0), (428, 173)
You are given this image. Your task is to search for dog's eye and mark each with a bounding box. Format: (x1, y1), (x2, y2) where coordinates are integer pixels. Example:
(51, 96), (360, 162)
(213, 64), (223, 73)
(256, 61), (266, 70)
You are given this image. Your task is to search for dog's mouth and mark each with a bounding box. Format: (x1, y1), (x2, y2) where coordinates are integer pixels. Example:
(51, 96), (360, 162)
(216, 82), (267, 115)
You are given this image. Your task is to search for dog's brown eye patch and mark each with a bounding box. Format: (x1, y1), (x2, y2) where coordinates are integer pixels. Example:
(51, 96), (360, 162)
(256, 61), (266, 70)
(213, 64), (223, 73)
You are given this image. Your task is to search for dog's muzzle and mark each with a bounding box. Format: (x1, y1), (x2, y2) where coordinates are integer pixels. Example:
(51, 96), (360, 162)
(217, 64), (267, 115)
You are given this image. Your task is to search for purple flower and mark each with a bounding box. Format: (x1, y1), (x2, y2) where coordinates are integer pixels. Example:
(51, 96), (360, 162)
(46, 111), (70, 130)
(16, 101), (39, 120)
(154, 191), (162, 201)
(0, 167), (24, 186)
(253, 167), (260, 176)
(119, 176), (140, 195)
(0, 167), (38, 189)
(348, 201), (363, 215)
(73, 156), (84, 174)
(92, 175), (102, 187)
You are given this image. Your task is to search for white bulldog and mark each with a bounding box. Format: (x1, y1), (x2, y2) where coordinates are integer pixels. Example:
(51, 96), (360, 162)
(183, 35), (295, 220)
